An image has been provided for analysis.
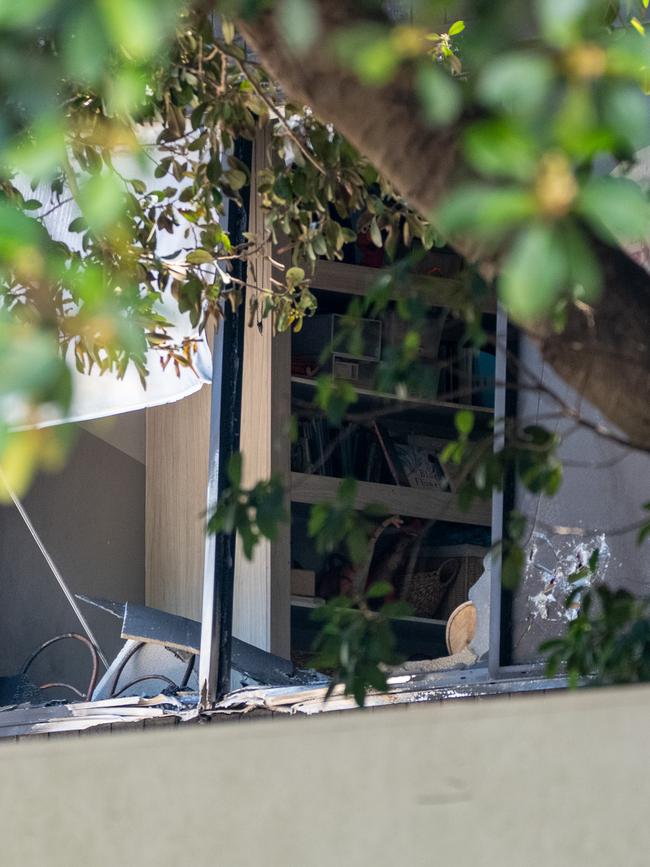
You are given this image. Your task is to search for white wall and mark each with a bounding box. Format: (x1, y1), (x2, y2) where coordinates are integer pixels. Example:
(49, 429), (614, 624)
(512, 337), (650, 663)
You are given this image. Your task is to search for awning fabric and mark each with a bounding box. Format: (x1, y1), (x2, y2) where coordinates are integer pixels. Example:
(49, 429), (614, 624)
(11, 167), (214, 429)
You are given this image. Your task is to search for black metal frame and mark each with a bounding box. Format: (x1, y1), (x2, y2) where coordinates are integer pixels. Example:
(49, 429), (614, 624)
(198, 140), (250, 705)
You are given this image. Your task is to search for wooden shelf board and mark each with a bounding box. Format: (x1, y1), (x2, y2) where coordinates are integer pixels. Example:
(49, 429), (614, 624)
(290, 471), (491, 527)
(290, 595), (446, 627)
(312, 259), (496, 313)
(290, 595), (324, 608)
(291, 375), (493, 416)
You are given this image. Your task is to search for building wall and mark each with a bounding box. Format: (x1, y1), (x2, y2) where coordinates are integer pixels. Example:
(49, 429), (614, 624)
(0, 424), (145, 697)
(512, 337), (650, 663)
(1, 683), (649, 866)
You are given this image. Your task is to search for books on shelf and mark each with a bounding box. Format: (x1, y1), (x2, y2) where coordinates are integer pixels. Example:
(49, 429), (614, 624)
(291, 415), (453, 492)
(371, 421), (409, 486)
(292, 418), (388, 482)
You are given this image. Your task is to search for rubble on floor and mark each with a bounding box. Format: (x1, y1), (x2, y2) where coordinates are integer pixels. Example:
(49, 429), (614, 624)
(0, 694), (198, 739)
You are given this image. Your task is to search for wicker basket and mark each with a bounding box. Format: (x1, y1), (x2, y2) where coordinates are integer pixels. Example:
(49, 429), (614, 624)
(417, 545), (488, 619)
(401, 559), (460, 619)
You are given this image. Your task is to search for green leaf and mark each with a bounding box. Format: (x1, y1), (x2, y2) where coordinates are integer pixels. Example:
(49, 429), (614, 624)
(562, 221), (602, 301)
(79, 172), (124, 233)
(338, 476), (357, 505)
(227, 155), (250, 182)
(455, 409), (475, 436)
(415, 64), (461, 127)
(607, 29), (650, 80)
(544, 652), (562, 679)
(353, 680), (366, 707)
(639, 522), (650, 544)
(500, 223), (568, 321)
(603, 83), (650, 152)
(7, 117), (66, 177)
(631, 16), (646, 36)
(464, 119), (538, 181)
(225, 169), (248, 191)
(536, 0), (590, 47)
(307, 503), (328, 539)
(369, 216), (382, 247)
(286, 266), (306, 288)
(553, 84), (607, 159)
(502, 544), (525, 589)
(544, 463), (563, 496)
(366, 580), (393, 600)
(315, 375), (357, 425)
(278, 0), (320, 53)
(335, 26), (399, 86)
(578, 176), (650, 243)
(569, 566), (590, 582)
(98, 0), (178, 62)
(477, 52), (554, 117)
(382, 600), (413, 619)
(441, 440), (465, 464)
(0, 0), (55, 27)
(508, 511), (527, 542)
(131, 179), (147, 195)
(438, 185), (537, 242)
(221, 18), (235, 44)
(63, 6), (107, 83)
(227, 452), (242, 487)
(186, 249), (214, 265)
(448, 20), (465, 36)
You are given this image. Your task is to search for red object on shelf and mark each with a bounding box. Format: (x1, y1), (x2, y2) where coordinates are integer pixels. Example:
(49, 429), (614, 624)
(356, 229), (384, 268)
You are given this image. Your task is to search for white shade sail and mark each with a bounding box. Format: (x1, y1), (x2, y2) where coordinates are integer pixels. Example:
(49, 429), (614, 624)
(11, 167), (215, 429)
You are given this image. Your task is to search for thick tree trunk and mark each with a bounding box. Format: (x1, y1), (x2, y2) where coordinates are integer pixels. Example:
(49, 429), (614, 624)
(239, 7), (650, 450)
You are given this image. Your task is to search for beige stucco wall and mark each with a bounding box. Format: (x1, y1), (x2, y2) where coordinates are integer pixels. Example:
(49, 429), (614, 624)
(1, 683), (648, 866)
(0, 427), (145, 693)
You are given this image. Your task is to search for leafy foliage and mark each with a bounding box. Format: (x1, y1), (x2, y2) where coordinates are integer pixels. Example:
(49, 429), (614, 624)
(207, 453), (286, 559)
(0, 1), (450, 491)
(541, 546), (650, 687)
(308, 477), (386, 565)
(435, 0), (650, 323)
(442, 417), (562, 506)
(310, 585), (411, 706)
(542, 584), (650, 687)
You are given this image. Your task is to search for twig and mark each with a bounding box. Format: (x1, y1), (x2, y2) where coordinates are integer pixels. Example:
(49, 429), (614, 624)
(222, 47), (326, 176)
(39, 195), (73, 219)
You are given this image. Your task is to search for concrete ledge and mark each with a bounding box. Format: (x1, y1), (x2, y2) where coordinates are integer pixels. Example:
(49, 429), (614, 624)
(0, 683), (648, 866)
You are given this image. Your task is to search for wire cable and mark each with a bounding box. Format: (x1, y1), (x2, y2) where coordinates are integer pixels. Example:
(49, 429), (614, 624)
(112, 674), (178, 697)
(1, 469), (109, 669)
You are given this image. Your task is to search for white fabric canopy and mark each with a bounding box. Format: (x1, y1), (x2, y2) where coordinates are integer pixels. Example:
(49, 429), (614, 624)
(11, 168), (215, 429)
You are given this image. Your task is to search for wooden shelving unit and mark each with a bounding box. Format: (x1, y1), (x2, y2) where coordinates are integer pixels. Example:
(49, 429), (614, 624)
(286, 260), (495, 661)
(234, 132), (496, 660)
(235, 252), (496, 658)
